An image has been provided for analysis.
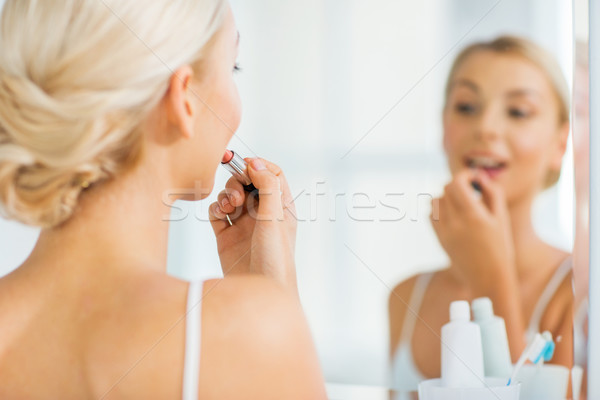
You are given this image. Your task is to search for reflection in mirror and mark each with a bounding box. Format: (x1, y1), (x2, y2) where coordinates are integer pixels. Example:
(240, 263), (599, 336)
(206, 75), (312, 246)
(389, 34), (576, 398)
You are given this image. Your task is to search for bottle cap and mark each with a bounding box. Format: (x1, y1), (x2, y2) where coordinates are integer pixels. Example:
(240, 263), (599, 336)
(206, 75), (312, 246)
(449, 300), (470, 321)
(471, 297), (494, 321)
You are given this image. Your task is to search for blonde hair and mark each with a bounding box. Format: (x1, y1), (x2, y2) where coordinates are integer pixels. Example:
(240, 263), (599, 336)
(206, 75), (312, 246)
(0, 0), (227, 228)
(444, 35), (570, 187)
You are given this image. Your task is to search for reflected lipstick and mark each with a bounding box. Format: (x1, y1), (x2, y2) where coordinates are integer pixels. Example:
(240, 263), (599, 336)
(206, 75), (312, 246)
(221, 149), (257, 192)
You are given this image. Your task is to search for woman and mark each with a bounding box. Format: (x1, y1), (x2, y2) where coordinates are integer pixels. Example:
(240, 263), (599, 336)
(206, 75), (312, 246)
(389, 36), (573, 392)
(0, 1), (326, 399)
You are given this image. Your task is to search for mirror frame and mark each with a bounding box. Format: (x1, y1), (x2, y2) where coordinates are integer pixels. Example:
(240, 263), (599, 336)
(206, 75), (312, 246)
(587, 0), (598, 397)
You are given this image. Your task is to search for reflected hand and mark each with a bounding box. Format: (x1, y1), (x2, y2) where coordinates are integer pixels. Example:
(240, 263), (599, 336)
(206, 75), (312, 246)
(430, 169), (516, 289)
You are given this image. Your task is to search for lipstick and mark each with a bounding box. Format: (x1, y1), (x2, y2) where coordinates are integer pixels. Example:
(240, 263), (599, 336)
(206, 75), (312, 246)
(221, 149), (257, 193)
(469, 168), (483, 197)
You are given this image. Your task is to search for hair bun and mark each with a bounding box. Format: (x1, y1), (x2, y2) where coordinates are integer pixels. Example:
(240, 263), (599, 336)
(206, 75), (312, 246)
(0, 69), (103, 227)
(0, 0), (227, 227)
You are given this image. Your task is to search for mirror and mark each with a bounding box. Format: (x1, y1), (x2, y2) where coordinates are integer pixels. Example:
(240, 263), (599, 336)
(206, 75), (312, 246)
(573, 1), (590, 399)
(0, 0), (585, 398)
(228, 1), (578, 398)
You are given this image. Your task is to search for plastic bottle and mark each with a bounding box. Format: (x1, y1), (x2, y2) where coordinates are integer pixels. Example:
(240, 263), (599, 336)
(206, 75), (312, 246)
(471, 297), (513, 379)
(441, 300), (485, 388)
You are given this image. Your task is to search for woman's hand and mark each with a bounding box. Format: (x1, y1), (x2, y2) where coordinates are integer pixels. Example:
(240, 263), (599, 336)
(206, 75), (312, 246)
(430, 169), (515, 290)
(431, 169), (527, 358)
(209, 158), (298, 293)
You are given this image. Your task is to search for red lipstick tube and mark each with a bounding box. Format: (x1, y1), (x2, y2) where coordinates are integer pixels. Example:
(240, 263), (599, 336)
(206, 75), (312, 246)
(221, 150), (257, 193)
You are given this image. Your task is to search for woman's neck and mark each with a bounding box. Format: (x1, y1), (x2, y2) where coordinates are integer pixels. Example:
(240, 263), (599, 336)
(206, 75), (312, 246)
(507, 195), (565, 281)
(26, 162), (176, 279)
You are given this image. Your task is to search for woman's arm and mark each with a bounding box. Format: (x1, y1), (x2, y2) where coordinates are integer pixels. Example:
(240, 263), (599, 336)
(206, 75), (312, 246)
(540, 275), (574, 367)
(431, 170), (526, 360)
(199, 276), (327, 400)
(210, 158), (299, 294)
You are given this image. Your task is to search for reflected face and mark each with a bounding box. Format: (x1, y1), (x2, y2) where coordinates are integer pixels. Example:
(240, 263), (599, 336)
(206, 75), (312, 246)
(186, 6), (242, 199)
(443, 51), (567, 204)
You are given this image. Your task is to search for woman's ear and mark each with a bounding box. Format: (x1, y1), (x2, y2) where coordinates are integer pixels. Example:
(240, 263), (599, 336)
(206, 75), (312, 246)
(165, 65), (195, 139)
(550, 121), (570, 171)
(442, 108), (451, 153)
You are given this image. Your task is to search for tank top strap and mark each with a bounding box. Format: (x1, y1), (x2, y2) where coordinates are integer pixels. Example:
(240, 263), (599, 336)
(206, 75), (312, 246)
(526, 256), (573, 339)
(182, 281), (204, 400)
(399, 272), (435, 344)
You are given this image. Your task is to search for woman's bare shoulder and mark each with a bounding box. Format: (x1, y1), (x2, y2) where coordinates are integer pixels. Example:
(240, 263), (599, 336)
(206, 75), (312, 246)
(84, 274), (325, 399)
(388, 271), (439, 354)
(198, 276), (327, 399)
(389, 269), (447, 312)
(389, 275), (419, 317)
(540, 252), (575, 328)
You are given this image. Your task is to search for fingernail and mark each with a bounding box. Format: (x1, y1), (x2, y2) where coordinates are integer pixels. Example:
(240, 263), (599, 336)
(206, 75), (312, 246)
(251, 159), (267, 171)
(221, 197), (230, 208)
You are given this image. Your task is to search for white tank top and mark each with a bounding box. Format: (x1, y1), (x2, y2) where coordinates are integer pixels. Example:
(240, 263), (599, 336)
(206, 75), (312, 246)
(182, 281), (204, 400)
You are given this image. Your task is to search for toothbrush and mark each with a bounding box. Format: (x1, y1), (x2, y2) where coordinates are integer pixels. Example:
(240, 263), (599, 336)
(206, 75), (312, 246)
(507, 331), (555, 386)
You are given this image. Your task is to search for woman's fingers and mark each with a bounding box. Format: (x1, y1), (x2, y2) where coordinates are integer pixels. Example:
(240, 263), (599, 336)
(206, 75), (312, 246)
(209, 158), (293, 228)
(210, 181), (245, 227)
(430, 196), (442, 223)
(443, 182), (464, 213)
(213, 177), (247, 217)
(210, 156), (295, 233)
(246, 158), (284, 221)
(217, 189), (238, 214)
(224, 177), (245, 207)
(476, 172), (506, 215)
(445, 170), (490, 219)
(431, 196), (451, 237)
(209, 201), (226, 221)
(209, 201), (230, 234)
(245, 157), (296, 215)
(450, 171), (476, 205)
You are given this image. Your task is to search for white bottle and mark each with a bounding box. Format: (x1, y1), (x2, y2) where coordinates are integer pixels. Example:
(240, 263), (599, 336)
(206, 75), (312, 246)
(472, 297), (512, 379)
(441, 300), (485, 388)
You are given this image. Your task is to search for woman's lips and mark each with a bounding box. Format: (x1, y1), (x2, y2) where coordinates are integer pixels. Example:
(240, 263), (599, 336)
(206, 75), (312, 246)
(478, 166), (505, 179)
(464, 156), (507, 179)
